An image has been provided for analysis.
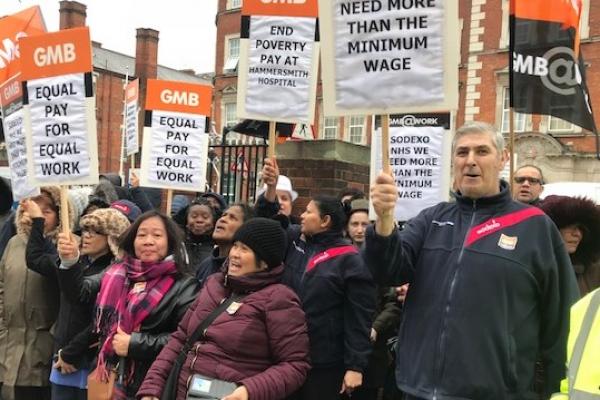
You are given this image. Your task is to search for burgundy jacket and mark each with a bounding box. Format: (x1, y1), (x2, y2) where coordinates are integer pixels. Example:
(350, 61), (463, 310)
(137, 265), (310, 400)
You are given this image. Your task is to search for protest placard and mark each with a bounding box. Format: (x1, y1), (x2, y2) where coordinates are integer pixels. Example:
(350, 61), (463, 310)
(370, 113), (452, 221)
(237, 0), (319, 124)
(320, 0), (459, 116)
(20, 26), (99, 186)
(125, 79), (139, 156)
(0, 6), (46, 85)
(0, 75), (39, 200)
(140, 79), (212, 192)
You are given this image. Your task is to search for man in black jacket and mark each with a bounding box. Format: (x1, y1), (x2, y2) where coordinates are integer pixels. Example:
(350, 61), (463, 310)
(365, 121), (579, 400)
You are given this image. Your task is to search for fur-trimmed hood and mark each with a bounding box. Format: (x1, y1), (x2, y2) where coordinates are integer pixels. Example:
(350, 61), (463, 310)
(16, 186), (76, 242)
(541, 195), (600, 265)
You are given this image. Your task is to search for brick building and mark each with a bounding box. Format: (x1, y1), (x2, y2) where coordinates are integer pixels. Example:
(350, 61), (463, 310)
(215, 0), (600, 186)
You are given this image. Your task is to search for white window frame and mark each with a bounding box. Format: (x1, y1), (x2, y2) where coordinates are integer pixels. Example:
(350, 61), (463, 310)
(500, 87), (526, 133)
(223, 101), (238, 130)
(548, 115), (574, 133)
(223, 35), (240, 73)
(346, 115), (366, 145)
(321, 116), (338, 140)
(499, 0), (509, 49)
(227, 0), (242, 10)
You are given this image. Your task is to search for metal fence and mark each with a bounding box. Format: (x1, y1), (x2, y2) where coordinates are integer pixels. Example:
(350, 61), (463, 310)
(207, 142), (268, 205)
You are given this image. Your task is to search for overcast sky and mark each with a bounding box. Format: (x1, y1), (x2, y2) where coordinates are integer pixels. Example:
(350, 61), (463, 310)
(1, 0), (218, 74)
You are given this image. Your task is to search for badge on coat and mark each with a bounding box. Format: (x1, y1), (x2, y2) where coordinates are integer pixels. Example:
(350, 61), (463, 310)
(131, 282), (146, 294)
(498, 234), (518, 250)
(226, 302), (243, 315)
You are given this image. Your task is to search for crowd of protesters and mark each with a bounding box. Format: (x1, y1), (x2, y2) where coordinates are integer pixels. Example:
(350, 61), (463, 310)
(0, 121), (598, 400)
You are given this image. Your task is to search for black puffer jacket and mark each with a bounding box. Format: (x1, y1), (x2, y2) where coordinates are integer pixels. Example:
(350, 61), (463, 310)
(257, 195), (376, 372)
(283, 227), (376, 372)
(364, 182), (579, 399)
(53, 253), (113, 367)
(195, 247), (226, 287)
(57, 263), (199, 398)
(26, 217), (113, 367)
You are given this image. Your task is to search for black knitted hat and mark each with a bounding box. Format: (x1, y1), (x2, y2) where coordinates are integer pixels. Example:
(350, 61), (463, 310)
(233, 218), (286, 269)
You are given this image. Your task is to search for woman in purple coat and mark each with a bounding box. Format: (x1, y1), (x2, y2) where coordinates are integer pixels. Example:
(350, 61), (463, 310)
(138, 218), (310, 400)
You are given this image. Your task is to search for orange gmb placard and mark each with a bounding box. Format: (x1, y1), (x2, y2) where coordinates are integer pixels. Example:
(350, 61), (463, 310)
(126, 79), (139, 103)
(242, 0), (318, 18)
(0, 5), (47, 85)
(145, 79), (212, 116)
(0, 74), (23, 107)
(19, 27), (92, 81)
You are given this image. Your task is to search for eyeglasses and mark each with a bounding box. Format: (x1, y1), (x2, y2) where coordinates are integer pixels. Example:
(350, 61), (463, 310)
(514, 176), (542, 185)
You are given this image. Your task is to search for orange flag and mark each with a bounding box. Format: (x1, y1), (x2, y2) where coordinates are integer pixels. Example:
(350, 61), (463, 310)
(0, 6), (46, 85)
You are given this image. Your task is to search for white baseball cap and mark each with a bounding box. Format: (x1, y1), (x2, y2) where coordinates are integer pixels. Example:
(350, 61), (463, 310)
(257, 175), (298, 201)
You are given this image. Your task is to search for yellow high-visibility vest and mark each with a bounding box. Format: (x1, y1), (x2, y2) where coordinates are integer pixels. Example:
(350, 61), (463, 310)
(551, 288), (600, 399)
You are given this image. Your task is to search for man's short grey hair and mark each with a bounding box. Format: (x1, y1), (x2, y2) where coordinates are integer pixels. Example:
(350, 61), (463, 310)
(452, 121), (505, 154)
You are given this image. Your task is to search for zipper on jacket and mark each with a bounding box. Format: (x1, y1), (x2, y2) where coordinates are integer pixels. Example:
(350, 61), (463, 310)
(190, 343), (201, 370)
(433, 200), (477, 400)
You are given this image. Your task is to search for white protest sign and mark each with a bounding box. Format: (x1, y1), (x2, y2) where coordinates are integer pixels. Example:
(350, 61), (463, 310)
(20, 27), (99, 186)
(237, 0), (319, 124)
(370, 113), (452, 221)
(320, 0), (459, 116)
(140, 79), (212, 192)
(125, 79), (139, 156)
(0, 75), (39, 200)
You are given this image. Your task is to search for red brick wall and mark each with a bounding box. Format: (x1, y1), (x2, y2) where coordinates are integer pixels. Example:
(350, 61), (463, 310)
(214, 3), (242, 133)
(278, 159), (370, 216)
(94, 71), (126, 173)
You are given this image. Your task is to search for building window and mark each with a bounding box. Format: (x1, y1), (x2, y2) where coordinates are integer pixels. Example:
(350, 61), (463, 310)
(322, 117), (338, 139)
(224, 37), (240, 72)
(547, 93), (575, 132)
(548, 116), (573, 132)
(500, 87), (526, 133)
(224, 102), (238, 129)
(347, 116), (365, 144)
(227, 0), (242, 9)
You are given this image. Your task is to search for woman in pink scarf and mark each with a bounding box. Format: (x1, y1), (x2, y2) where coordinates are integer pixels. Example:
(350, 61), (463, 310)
(57, 211), (198, 399)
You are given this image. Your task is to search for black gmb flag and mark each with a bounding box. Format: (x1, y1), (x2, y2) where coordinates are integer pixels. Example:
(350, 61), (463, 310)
(509, 0), (596, 136)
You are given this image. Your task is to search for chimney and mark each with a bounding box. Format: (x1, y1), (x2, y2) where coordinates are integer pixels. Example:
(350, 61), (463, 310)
(135, 28), (159, 83)
(59, 1), (87, 30)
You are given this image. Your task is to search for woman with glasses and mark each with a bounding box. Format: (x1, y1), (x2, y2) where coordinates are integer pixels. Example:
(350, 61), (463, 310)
(50, 208), (131, 400)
